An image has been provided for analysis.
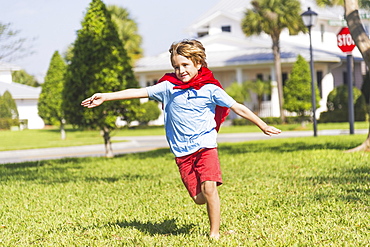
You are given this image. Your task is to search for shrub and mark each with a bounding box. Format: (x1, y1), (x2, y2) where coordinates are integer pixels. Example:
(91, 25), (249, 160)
(319, 85), (368, 123)
(225, 82), (250, 104)
(284, 55), (320, 116)
(135, 100), (161, 125)
(232, 115), (314, 126)
(232, 117), (283, 126)
(0, 118), (19, 130)
(0, 90), (18, 119)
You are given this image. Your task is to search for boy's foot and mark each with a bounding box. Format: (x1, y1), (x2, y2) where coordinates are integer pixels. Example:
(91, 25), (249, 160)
(209, 233), (220, 240)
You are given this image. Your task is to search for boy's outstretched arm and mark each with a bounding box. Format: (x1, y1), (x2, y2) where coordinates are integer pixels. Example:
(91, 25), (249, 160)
(81, 88), (149, 108)
(230, 103), (281, 136)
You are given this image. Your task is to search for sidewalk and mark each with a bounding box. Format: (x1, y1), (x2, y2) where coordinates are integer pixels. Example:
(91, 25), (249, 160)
(0, 129), (368, 164)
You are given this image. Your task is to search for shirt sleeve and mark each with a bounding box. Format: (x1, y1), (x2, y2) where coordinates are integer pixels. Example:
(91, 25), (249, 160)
(146, 81), (169, 103)
(211, 86), (237, 108)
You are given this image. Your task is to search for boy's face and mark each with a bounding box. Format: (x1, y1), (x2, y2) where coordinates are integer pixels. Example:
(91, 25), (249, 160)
(172, 55), (201, 83)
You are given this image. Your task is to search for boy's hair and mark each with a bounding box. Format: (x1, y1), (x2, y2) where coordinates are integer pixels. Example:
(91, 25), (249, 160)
(169, 39), (208, 68)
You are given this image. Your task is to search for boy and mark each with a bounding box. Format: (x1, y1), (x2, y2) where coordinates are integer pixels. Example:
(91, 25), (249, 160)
(81, 39), (281, 239)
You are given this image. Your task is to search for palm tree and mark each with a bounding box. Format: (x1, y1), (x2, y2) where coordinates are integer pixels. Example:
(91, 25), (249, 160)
(245, 79), (272, 115)
(241, 0), (306, 122)
(107, 5), (143, 64)
(317, 0), (370, 151)
(225, 82), (250, 104)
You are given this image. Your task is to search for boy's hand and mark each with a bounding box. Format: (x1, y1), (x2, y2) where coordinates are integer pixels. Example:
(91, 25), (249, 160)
(81, 93), (104, 108)
(262, 126), (281, 136)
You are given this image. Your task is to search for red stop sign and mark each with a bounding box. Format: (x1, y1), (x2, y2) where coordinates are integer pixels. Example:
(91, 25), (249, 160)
(337, 27), (356, 53)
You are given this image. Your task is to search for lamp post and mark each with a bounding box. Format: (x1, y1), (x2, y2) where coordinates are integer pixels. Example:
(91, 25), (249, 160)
(301, 7), (318, 137)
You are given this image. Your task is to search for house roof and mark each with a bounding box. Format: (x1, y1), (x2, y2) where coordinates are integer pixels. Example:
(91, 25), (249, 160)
(134, 33), (355, 73)
(188, 0), (347, 32)
(190, 0), (250, 27)
(135, 0), (366, 74)
(0, 62), (21, 72)
(0, 81), (41, 100)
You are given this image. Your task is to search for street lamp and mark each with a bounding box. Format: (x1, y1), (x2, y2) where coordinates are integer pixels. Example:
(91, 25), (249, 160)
(301, 7), (318, 137)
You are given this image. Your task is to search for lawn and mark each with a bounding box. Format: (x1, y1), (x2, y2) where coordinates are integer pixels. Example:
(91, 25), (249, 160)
(1, 135), (369, 246)
(0, 126), (165, 151)
(0, 121), (369, 151)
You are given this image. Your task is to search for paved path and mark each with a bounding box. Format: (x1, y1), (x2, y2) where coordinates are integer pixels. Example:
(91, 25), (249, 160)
(0, 129), (367, 164)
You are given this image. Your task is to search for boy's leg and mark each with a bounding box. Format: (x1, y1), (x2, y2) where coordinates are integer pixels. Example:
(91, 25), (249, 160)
(200, 181), (220, 239)
(177, 148), (221, 238)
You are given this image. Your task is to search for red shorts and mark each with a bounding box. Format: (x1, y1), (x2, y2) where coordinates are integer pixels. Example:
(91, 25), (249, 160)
(175, 148), (222, 198)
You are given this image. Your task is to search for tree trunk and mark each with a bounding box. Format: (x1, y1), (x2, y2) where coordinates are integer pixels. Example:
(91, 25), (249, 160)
(272, 36), (286, 123)
(344, 0), (370, 152)
(60, 118), (66, 140)
(345, 0), (370, 69)
(345, 132), (370, 152)
(102, 127), (114, 158)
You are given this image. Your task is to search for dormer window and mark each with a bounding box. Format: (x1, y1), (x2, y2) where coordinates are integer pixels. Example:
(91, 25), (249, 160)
(221, 25), (231, 32)
(197, 25), (209, 38)
(197, 31), (209, 37)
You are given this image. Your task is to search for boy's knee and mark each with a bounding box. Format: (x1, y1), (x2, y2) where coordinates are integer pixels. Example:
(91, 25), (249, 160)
(192, 194), (206, 205)
(201, 181), (218, 197)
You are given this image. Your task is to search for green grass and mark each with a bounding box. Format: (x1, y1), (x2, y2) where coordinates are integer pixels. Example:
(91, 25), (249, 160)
(1, 135), (369, 246)
(0, 122), (369, 151)
(0, 126), (165, 151)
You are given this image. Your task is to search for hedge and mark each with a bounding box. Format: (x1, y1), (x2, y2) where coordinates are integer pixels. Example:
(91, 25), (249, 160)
(0, 118), (20, 130)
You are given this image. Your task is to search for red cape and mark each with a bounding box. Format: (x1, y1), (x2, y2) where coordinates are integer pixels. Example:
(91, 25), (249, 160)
(157, 67), (229, 132)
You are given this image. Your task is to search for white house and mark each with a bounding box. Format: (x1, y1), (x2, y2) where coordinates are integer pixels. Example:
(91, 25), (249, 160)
(0, 62), (44, 129)
(134, 0), (369, 120)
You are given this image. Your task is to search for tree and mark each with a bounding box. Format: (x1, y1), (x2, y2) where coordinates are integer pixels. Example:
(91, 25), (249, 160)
(63, 0), (139, 157)
(317, 0), (370, 8)
(135, 100), (161, 126)
(241, 0), (306, 123)
(284, 55), (320, 118)
(317, 0), (370, 151)
(245, 79), (271, 114)
(226, 80), (271, 114)
(63, 5), (143, 66)
(0, 90), (18, 119)
(107, 5), (143, 64)
(320, 85), (367, 122)
(342, 0), (370, 152)
(0, 22), (33, 62)
(225, 82), (250, 104)
(11, 70), (40, 87)
(0, 91), (19, 130)
(38, 51), (67, 139)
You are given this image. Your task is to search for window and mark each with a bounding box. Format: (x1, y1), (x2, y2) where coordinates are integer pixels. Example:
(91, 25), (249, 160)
(197, 31), (209, 38)
(221, 25), (231, 32)
(343, 71), (348, 86)
(197, 26), (209, 38)
(146, 80), (158, 87)
(317, 71), (323, 97)
(282, 73), (288, 86)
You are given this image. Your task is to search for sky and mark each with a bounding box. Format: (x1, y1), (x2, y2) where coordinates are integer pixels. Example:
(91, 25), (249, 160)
(0, 0), (217, 81)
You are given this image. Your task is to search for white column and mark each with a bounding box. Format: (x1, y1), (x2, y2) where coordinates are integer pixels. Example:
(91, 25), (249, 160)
(316, 73), (334, 117)
(139, 74), (147, 88)
(270, 66), (280, 117)
(235, 67), (243, 84)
